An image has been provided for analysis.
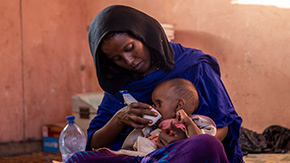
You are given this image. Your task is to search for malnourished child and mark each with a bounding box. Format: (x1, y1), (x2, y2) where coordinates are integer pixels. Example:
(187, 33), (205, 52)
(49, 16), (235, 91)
(119, 78), (217, 156)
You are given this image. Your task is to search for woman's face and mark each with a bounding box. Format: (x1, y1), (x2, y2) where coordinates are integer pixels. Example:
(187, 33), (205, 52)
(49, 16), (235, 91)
(101, 33), (152, 74)
(152, 82), (176, 120)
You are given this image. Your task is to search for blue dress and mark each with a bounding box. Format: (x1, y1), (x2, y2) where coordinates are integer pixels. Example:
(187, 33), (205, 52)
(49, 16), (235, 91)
(86, 42), (243, 162)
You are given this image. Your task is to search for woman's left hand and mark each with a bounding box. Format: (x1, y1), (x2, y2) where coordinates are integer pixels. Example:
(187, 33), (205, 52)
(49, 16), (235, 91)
(156, 122), (187, 148)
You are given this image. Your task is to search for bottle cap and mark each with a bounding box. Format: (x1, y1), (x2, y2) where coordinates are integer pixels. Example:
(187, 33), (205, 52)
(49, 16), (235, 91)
(66, 115), (75, 121)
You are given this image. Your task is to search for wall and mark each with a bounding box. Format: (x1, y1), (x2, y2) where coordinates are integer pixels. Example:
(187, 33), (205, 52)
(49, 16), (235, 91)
(0, 0), (289, 145)
(0, 0), (24, 142)
(0, 0), (100, 143)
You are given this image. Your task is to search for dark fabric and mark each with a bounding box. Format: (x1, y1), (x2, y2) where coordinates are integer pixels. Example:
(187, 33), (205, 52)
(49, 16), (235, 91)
(70, 135), (228, 163)
(88, 5), (175, 94)
(239, 127), (268, 153)
(239, 126), (290, 154)
(262, 125), (290, 152)
(86, 42), (243, 162)
(67, 150), (142, 163)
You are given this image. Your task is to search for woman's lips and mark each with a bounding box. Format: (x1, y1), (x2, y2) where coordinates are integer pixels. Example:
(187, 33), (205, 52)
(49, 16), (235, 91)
(132, 62), (142, 71)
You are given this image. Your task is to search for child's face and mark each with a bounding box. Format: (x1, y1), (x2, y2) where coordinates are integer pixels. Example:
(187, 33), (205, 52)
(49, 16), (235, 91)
(152, 83), (176, 120)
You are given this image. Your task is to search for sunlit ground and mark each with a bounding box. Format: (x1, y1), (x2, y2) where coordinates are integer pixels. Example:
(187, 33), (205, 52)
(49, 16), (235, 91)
(231, 0), (290, 8)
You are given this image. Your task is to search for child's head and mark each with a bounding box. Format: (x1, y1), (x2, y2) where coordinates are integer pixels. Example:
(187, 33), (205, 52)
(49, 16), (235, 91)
(152, 78), (199, 120)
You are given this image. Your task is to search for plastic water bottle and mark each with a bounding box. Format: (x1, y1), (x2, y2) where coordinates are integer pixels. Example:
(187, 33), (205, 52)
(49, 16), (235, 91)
(59, 115), (86, 162)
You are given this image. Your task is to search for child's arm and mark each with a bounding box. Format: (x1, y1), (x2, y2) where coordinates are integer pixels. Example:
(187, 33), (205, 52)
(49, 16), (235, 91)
(176, 110), (202, 137)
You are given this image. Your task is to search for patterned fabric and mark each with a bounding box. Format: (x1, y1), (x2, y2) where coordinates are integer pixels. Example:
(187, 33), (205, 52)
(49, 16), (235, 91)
(69, 134), (229, 163)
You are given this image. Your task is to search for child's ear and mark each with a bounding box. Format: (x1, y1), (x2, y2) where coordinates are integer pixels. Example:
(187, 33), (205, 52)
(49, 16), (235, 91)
(175, 98), (185, 111)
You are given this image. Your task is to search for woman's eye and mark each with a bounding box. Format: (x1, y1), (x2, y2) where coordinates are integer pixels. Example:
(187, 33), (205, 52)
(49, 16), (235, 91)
(124, 44), (133, 52)
(112, 56), (122, 61)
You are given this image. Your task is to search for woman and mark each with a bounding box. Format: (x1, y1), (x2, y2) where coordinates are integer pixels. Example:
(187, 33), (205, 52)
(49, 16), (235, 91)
(73, 5), (243, 163)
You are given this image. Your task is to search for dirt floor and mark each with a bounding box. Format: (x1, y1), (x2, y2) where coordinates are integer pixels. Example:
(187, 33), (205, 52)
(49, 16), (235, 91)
(1, 151), (290, 163)
(244, 152), (290, 163)
(0, 152), (62, 163)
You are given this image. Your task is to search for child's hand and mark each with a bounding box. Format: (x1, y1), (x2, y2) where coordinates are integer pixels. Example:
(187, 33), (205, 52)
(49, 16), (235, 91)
(176, 109), (191, 126)
(176, 110), (203, 138)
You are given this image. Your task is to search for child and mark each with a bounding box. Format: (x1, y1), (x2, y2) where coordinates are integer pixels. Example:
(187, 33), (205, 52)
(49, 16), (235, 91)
(119, 78), (216, 156)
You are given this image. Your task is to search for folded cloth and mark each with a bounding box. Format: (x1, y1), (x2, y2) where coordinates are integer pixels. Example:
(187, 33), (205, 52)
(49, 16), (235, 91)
(191, 114), (217, 136)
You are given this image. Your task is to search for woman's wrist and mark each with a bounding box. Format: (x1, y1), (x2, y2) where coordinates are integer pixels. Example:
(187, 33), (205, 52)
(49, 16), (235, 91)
(90, 108), (128, 148)
(114, 109), (127, 126)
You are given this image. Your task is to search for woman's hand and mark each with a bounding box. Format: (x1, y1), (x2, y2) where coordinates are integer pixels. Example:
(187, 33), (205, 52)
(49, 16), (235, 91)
(91, 102), (157, 149)
(116, 102), (157, 129)
(156, 122), (187, 148)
